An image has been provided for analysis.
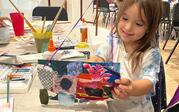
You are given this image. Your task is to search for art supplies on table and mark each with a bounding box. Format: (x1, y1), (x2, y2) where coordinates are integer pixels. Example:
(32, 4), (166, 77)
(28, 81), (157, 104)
(0, 64), (35, 93)
(37, 60), (120, 106)
(16, 50), (89, 63)
(0, 55), (25, 67)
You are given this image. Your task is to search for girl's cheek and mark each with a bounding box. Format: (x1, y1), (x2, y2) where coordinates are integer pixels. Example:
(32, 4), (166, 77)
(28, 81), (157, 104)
(118, 22), (125, 29)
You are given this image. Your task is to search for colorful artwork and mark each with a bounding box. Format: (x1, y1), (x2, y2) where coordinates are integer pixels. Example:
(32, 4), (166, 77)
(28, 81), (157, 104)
(37, 60), (120, 101)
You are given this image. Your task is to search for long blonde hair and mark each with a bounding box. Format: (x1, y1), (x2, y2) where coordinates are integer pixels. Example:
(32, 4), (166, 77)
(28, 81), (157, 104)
(115, 0), (162, 73)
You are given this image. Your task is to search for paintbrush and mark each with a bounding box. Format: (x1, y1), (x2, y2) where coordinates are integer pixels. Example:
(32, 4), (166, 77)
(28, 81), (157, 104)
(41, 17), (46, 33)
(48, 0), (66, 32)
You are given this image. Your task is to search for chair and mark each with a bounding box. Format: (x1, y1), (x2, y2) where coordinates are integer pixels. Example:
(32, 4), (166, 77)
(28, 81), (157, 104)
(93, 0), (97, 13)
(93, 0), (118, 27)
(160, 1), (171, 39)
(32, 6), (68, 21)
(165, 85), (179, 112)
(151, 58), (167, 112)
(162, 3), (179, 64)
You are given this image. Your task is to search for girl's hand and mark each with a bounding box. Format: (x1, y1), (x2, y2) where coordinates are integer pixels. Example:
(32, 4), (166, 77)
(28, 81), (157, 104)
(0, 17), (11, 27)
(113, 78), (133, 99)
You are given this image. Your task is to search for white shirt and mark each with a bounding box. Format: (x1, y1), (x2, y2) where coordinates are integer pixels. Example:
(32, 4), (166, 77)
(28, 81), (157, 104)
(95, 36), (161, 112)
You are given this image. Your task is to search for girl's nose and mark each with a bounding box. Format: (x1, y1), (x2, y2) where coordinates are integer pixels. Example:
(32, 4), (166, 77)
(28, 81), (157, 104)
(125, 22), (133, 31)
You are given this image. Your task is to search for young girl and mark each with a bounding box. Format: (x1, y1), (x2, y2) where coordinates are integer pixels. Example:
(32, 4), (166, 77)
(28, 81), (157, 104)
(89, 0), (162, 111)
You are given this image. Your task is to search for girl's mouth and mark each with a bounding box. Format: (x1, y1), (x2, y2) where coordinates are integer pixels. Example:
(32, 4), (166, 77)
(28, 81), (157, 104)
(121, 29), (133, 37)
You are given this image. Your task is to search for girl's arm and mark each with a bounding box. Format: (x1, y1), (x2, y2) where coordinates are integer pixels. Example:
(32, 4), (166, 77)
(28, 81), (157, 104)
(87, 55), (105, 62)
(0, 17), (11, 27)
(114, 49), (161, 98)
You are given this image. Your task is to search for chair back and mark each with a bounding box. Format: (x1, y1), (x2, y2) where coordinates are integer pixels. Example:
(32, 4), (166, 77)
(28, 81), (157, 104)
(162, 1), (170, 20)
(94, 0), (109, 9)
(32, 7), (68, 21)
(172, 3), (179, 26)
(151, 58), (167, 112)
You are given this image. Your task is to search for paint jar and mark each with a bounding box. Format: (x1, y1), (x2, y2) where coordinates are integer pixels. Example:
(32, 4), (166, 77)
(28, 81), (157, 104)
(80, 18), (88, 42)
(0, 26), (10, 44)
(58, 91), (75, 106)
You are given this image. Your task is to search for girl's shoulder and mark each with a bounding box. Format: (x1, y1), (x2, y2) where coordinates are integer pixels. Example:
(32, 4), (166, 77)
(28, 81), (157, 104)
(145, 47), (160, 56)
(143, 47), (161, 63)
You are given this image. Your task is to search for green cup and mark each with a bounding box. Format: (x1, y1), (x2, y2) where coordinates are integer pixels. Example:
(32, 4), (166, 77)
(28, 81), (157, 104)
(33, 29), (52, 53)
(35, 38), (50, 53)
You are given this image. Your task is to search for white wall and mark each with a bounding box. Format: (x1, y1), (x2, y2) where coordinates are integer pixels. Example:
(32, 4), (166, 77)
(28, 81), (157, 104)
(0, 0), (41, 20)
(0, 0), (94, 21)
(68, 0), (94, 21)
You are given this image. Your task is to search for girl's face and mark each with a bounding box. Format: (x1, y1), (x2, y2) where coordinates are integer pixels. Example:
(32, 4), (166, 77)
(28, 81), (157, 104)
(118, 4), (148, 46)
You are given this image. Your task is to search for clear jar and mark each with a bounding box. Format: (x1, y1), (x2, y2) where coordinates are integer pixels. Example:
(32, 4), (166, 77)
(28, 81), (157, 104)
(0, 26), (10, 44)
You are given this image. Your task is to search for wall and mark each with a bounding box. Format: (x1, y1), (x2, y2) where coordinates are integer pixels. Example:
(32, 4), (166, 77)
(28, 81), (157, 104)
(0, 0), (94, 21)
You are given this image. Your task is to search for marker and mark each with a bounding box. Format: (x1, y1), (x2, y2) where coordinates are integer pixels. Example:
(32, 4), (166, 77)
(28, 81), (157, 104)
(11, 78), (25, 81)
(57, 46), (75, 50)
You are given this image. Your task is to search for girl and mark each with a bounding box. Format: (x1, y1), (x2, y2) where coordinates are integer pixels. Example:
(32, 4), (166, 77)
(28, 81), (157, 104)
(88, 0), (162, 111)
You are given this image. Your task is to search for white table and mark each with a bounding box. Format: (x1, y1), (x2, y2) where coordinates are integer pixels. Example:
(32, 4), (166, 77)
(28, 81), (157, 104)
(0, 22), (111, 112)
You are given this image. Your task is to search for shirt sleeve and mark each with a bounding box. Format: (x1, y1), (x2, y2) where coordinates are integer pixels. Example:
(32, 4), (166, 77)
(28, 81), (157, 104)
(142, 48), (161, 94)
(95, 36), (113, 61)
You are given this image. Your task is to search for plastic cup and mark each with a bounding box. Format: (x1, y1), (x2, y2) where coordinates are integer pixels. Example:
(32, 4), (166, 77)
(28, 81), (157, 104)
(35, 38), (50, 53)
(10, 12), (24, 36)
(33, 29), (52, 53)
(0, 26), (10, 44)
(58, 91), (75, 106)
(32, 16), (42, 22)
(32, 16), (42, 29)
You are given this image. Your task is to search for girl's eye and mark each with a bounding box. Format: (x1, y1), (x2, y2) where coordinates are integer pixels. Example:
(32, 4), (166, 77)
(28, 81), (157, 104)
(123, 17), (128, 21)
(120, 16), (128, 21)
(136, 22), (144, 26)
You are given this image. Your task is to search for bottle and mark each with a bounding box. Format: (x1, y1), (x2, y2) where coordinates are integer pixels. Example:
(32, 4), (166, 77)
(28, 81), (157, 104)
(43, 38), (56, 60)
(80, 18), (88, 42)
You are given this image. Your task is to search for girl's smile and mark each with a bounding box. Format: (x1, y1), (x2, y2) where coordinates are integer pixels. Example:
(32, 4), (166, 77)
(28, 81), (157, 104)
(120, 28), (134, 38)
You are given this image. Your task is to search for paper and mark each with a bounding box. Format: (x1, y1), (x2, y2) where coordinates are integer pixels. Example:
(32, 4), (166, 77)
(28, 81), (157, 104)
(61, 50), (85, 60)
(0, 50), (8, 56)
(17, 53), (44, 63)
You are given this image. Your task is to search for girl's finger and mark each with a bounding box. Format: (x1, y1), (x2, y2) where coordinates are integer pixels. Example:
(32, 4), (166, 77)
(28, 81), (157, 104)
(115, 78), (131, 85)
(113, 87), (129, 99)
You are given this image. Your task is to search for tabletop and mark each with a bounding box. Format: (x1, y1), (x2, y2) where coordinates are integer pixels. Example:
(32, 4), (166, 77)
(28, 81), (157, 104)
(0, 21), (111, 112)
